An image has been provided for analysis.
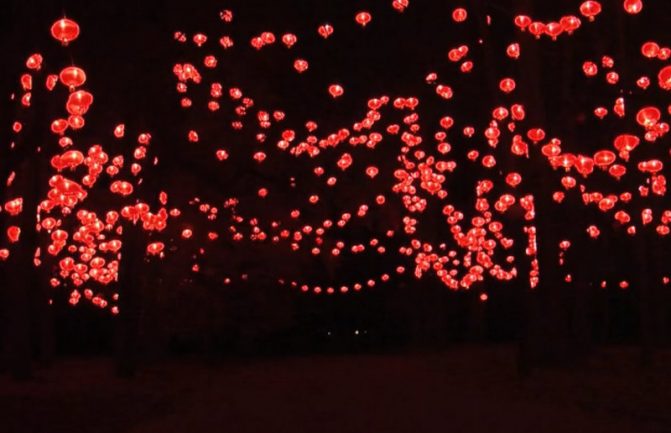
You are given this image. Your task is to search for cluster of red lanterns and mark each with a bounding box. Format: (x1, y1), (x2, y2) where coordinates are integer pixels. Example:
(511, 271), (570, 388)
(2, 0), (669, 314)
(164, 0), (668, 296)
(0, 18), (177, 313)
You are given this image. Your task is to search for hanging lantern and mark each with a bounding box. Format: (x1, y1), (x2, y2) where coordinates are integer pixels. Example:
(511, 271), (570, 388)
(59, 66), (87, 90)
(66, 90), (94, 115)
(51, 18), (80, 45)
(593, 150), (616, 168)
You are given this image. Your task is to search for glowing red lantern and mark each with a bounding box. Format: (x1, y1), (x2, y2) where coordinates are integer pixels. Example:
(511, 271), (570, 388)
(586, 225), (600, 238)
(51, 18), (80, 45)
(293, 59), (309, 73)
(545, 22), (563, 40)
(26, 53), (43, 70)
(613, 134), (639, 156)
(580, 1), (602, 21)
(623, 0), (643, 14)
(593, 150), (616, 168)
(110, 180), (133, 196)
(66, 90), (93, 116)
(392, 0), (409, 12)
(355, 11), (372, 27)
(527, 128), (545, 143)
(7, 226), (21, 243)
(505, 172), (522, 187)
(528, 22), (546, 38)
(59, 66), (86, 89)
(282, 33), (297, 48)
(61, 150), (85, 169)
(51, 119), (69, 135)
(328, 84), (344, 98)
(608, 164), (626, 179)
(556, 153), (576, 170)
(499, 78), (516, 93)
(514, 15), (531, 30)
(642, 41), (660, 58)
(452, 8), (467, 22)
(506, 43), (520, 59)
(658, 65), (671, 90)
(146, 242), (164, 256)
(193, 33), (207, 47)
(636, 106), (660, 128)
(560, 16), (581, 33)
(317, 24), (334, 39)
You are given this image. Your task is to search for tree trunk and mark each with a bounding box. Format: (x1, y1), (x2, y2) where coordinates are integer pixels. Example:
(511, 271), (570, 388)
(468, 289), (486, 342)
(635, 233), (655, 367)
(115, 221), (144, 378)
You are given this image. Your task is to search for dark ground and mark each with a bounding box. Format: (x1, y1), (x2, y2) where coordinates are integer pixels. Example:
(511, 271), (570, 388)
(1, 346), (670, 433)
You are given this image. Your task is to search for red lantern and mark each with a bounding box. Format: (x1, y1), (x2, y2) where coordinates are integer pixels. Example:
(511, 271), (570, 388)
(545, 22), (563, 40)
(555, 153), (576, 170)
(60, 150), (84, 169)
(355, 11), (372, 27)
(499, 78), (516, 93)
(7, 226), (21, 243)
(293, 59), (309, 73)
(317, 24), (334, 39)
(580, 1), (602, 21)
(593, 150), (616, 168)
(623, 0), (643, 14)
(66, 90), (93, 116)
(514, 15), (531, 30)
(608, 164), (626, 180)
(50, 119), (69, 135)
(51, 18), (80, 45)
(528, 22), (546, 39)
(281, 33), (297, 48)
(642, 41), (660, 58)
(392, 0), (409, 12)
(506, 43), (520, 59)
(146, 242), (165, 256)
(613, 134), (640, 155)
(560, 16), (581, 33)
(659, 65), (671, 91)
(328, 84), (344, 98)
(452, 8), (467, 22)
(59, 66), (86, 89)
(575, 155), (595, 177)
(193, 33), (207, 47)
(527, 128), (545, 142)
(26, 53), (43, 70)
(636, 106), (660, 128)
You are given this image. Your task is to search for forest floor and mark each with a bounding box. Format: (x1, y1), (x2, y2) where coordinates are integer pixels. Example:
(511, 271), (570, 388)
(0, 345), (670, 433)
